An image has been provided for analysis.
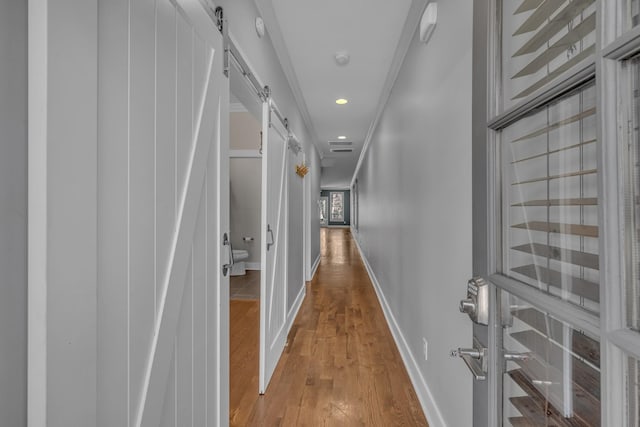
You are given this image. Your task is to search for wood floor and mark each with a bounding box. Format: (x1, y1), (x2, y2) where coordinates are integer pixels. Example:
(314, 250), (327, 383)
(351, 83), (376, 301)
(229, 228), (429, 426)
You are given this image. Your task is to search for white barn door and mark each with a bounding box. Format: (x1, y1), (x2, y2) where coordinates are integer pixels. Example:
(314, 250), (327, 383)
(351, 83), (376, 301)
(98, 0), (229, 425)
(259, 100), (290, 393)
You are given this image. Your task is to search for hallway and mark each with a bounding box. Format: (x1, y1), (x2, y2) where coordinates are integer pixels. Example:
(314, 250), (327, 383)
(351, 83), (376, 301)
(230, 228), (428, 426)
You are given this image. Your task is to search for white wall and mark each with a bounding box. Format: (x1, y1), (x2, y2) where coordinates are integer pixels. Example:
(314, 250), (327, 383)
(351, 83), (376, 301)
(230, 110), (262, 150)
(306, 146), (321, 279)
(230, 157), (262, 264)
(0, 1), (27, 424)
(230, 111), (262, 264)
(353, 2), (473, 426)
(288, 148), (305, 310)
(217, 0), (321, 281)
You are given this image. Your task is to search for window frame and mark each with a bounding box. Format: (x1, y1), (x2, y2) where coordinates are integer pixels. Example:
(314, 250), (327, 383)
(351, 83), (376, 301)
(599, 14), (640, 426)
(329, 191), (345, 223)
(482, 0), (640, 425)
(487, 0), (600, 342)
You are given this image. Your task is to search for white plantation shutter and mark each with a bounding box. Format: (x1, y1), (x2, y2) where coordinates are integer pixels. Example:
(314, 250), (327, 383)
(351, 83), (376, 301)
(501, 83), (600, 312)
(501, 292), (601, 425)
(503, 0), (596, 108)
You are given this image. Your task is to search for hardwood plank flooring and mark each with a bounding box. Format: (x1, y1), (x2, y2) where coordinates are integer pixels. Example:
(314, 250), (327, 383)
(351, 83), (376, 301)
(230, 228), (428, 426)
(230, 299), (261, 425)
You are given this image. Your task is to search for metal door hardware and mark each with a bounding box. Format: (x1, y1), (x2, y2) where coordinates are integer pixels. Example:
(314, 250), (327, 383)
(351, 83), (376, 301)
(450, 337), (488, 381)
(459, 277), (489, 325)
(222, 233), (234, 276)
(502, 350), (530, 370)
(503, 351), (530, 361)
(266, 225), (274, 251)
(452, 348), (484, 359)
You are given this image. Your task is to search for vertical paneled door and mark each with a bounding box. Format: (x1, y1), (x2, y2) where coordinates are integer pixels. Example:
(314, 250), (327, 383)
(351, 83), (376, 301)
(260, 100), (290, 393)
(98, 0), (229, 426)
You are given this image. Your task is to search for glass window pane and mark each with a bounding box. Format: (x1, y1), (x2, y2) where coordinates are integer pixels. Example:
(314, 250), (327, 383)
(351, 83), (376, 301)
(625, 0), (640, 29)
(628, 356), (640, 425)
(330, 192), (344, 222)
(501, 292), (601, 426)
(627, 57), (640, 330)
(500, 83), (600, 313)
(319, 197), (328, 226)
(501, 0), (596, 111)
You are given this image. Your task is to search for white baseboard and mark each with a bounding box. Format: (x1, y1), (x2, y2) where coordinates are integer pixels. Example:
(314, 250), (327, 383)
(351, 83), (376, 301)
(246, 262), (260, 270)
(309, 254), (320, 281)
(352, 235), (447, 427)
(286, 283), (306, 335)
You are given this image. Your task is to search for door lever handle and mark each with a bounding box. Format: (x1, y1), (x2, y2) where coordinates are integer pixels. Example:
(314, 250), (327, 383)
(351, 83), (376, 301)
(452, 348), (483, 359)
(222, 233), (234, 276)
(450, 338), (488, 381)
(266, 225), (274, 251)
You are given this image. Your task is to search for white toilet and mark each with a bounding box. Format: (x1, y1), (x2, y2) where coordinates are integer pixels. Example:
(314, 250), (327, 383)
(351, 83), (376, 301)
(230, 249), (249, 276)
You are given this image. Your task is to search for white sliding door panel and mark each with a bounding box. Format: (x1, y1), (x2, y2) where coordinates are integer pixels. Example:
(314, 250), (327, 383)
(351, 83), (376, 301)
(155, 1), (179, 423)
(155, 0), (178, 320)
(97, 0), (130, 424)
(260, 101), (290, 393)
(98, 0), (228, 426)
(192, 179), (208, 426)
(176, 252), (194, 426)
(129, 2), (157, 422)
(160, 348), (177, 427)
(176, 10), (194, 207)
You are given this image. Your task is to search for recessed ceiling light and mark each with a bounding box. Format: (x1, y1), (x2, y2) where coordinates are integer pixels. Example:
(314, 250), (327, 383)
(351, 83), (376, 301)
(337, 136), (346, 140)
(335, 98), (348, 105)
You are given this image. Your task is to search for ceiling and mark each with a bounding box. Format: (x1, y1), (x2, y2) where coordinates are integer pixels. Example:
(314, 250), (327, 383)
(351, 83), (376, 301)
(254, 0), (426, 189)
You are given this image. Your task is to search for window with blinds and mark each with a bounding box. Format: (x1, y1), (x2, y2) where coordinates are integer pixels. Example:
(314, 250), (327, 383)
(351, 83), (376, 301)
(501, 83), (599, 313)
(501, 291), (601, 426)
(502, 0), (596, 110)
(629, 0), (640, 28)
(628, 356), (640, 425)
(627, 57), (640, 331)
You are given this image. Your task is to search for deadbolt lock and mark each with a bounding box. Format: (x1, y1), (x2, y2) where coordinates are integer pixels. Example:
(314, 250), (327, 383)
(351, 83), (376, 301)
(459, 277), (489, 325)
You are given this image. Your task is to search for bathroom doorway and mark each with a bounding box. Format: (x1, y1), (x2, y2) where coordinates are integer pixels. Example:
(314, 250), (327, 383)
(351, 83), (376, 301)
(225, 30), (307, 415)
(227, 55), (264, 424)
(227, 40), (264, 298)
(228, 125), (262, 299)
(228, 70), (263, 297)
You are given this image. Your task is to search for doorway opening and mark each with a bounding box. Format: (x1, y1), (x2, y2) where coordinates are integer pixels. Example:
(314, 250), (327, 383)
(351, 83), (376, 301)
(228, 50), (264, 425)
(320, 189), (351, 227)
(223, 20), (308, 421)
(228, 101), (262, 300)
